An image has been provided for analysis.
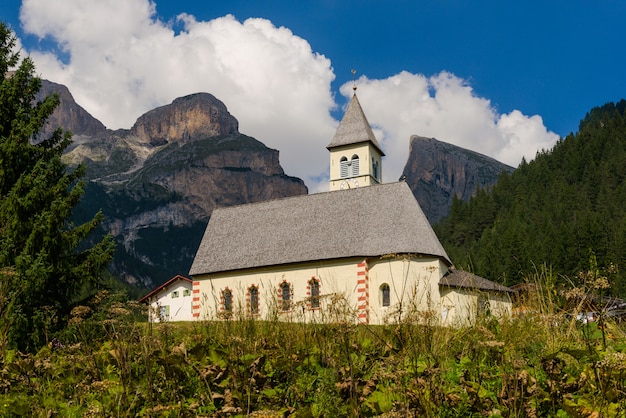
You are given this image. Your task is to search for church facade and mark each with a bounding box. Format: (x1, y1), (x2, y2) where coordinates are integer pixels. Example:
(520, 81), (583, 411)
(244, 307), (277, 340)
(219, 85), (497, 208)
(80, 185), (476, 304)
(188, 92), (513, 326)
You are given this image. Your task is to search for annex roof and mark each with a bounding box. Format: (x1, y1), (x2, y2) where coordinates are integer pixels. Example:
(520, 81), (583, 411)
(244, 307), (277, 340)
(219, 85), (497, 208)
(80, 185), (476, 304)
(439, 269), (514, 293)
(326, 93), (385, 156)
(190, 181), (451, 276)
(139, 275), (192, 303)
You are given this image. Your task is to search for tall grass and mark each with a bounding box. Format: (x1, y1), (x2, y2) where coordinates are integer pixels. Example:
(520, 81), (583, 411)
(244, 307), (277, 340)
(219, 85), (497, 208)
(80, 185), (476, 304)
(1, 268), (625, 417)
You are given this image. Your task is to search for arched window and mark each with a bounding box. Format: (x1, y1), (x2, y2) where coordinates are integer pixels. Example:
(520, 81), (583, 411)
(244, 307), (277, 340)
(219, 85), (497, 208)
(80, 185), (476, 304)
(280, 282), (291, 311)
(249, 286), (259, 315)
(351, 154), (360, 176)
(309, 279), (320, 309)
(380, 284), (390, 307)
(340, 156), (349, 178)
(223, 288), (233, 313)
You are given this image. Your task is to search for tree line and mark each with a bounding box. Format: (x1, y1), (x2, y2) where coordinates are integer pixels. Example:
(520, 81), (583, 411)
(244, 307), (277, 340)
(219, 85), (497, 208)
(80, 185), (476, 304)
(435, 99), (626, 295)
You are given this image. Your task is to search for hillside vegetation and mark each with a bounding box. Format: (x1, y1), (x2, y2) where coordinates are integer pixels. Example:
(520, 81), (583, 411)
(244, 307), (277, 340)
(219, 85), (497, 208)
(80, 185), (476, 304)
(1, 283), (626, 417)
(436, 100), (626, 294)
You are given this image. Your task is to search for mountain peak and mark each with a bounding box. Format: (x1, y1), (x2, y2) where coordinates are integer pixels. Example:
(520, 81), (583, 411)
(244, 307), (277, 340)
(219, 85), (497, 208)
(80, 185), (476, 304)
(130, 92), (239, 146)
(38, 80), (107, 137)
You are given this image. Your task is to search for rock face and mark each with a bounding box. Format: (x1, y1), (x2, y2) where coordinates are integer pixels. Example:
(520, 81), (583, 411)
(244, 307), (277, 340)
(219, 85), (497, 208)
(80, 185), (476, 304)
(130, 93), (239, 145)
(45, 86), (308, 288)
(401, 135), (514, 223)
(38, 80), (107, 138)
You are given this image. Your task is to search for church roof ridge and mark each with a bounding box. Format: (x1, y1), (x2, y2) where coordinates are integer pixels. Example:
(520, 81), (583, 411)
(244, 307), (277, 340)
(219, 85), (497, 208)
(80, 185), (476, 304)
(326, 93), (385, 156)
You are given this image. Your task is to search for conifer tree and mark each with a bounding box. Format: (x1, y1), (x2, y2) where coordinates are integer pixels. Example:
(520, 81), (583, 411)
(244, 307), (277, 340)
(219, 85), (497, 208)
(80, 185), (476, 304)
(0, 23), (114, 351)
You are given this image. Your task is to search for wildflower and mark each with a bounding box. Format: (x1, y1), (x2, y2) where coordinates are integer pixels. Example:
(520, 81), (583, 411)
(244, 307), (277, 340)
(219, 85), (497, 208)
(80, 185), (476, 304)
(51, 338), (64, 350)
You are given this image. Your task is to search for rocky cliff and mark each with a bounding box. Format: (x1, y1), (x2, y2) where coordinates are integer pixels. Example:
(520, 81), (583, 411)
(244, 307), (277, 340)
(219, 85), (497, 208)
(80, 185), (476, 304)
(50, 88), (307, 287)
(130, 93), (239, 145)
(401, 135), (514, 223)
(38, 80), (107, 138)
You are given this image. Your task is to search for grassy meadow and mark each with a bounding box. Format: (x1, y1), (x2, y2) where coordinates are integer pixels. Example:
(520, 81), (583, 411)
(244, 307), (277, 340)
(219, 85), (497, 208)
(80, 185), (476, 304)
(1, 270), (625, 417)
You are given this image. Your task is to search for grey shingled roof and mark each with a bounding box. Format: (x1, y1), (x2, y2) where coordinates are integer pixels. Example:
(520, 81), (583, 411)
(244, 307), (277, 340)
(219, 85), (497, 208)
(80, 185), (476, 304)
(326, 94), (385, 156)
(190, 181), (451, 276)
(439, 269), (514, 293)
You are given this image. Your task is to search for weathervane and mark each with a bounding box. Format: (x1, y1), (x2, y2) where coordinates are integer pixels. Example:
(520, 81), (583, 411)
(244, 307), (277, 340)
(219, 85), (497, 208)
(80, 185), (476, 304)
(351, 69), (357, 92)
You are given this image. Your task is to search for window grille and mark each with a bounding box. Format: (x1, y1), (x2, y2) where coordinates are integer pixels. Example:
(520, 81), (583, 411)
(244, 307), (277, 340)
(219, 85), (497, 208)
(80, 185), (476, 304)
(310, 279), (320, 309)
(280, 282), (291, 311)
(223, 289), (233, 312)
(249, 286), (259, 314)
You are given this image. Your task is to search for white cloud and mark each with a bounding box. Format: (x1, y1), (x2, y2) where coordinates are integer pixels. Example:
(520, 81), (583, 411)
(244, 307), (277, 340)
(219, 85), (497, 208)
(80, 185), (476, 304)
(19, 0), (336, 188)
(496, 110), (556, 164)
(18, 0), (558, 192)
(341, 71), (559, 182)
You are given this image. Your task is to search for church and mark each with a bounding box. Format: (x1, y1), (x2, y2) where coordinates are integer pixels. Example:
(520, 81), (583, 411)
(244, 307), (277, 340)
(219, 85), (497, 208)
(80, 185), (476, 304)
(188, 90), (513, 326)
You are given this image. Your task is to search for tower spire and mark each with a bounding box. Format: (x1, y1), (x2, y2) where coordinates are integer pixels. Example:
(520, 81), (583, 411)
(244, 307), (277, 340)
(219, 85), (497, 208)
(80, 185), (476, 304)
(327, 72), (385, 191)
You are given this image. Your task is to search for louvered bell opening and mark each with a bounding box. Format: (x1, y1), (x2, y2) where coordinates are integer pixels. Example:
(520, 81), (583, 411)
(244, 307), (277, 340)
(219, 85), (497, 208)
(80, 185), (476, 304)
(340, 159), (349, 178)
(351, 155), (360, 176)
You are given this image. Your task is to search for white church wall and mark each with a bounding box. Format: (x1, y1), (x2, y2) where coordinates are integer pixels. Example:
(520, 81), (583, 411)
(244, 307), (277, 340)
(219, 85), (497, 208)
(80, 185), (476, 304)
(368, 256), (445, 325)
(193, 255), (470, 326)
(193, 258), (370, 323)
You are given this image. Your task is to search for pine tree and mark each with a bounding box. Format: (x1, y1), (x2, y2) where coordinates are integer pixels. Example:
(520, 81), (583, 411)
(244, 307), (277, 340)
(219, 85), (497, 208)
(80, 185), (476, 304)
(0, 23), (115, 351)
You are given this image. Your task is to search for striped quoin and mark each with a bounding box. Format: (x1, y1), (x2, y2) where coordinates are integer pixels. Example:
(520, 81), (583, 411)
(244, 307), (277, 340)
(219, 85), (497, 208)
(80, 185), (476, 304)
(357, 260), (369, 324)
(192, 281), (201, 318)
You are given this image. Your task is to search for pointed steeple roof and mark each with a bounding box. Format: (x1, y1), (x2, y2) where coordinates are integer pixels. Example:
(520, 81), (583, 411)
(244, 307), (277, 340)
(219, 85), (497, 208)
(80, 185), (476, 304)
(326, 93), (385, 156)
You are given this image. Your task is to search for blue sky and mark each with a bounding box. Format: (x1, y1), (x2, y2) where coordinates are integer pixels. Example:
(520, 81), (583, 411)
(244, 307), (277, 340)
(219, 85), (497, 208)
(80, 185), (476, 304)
(1, 0), (625, 190)
(130, 0), (623, 136)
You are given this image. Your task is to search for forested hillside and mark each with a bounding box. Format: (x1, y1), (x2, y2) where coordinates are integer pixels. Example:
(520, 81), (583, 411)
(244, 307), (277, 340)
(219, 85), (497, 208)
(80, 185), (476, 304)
(435, 100), (626, 294)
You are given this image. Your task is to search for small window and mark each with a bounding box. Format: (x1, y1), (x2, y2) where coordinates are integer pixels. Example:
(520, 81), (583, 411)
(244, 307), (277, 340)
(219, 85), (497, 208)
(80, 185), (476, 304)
(183, 289), (191, 297)
(223, 288), (233, 313)
(351, 155), (360, 176)
(280, 282), (291, 311)
(309, 279), (320, 309)
(380, 284), (390, 307)
(159, 305), (170, 319)
(340, 156), (349, 178)
(171, 291), (179, 298)
(249, 286), (259, 315)
(372, 158), (380, 181)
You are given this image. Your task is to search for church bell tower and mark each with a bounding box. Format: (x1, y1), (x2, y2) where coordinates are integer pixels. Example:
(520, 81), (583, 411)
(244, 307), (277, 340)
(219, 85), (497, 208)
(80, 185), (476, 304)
(327, 85), (385, 191)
